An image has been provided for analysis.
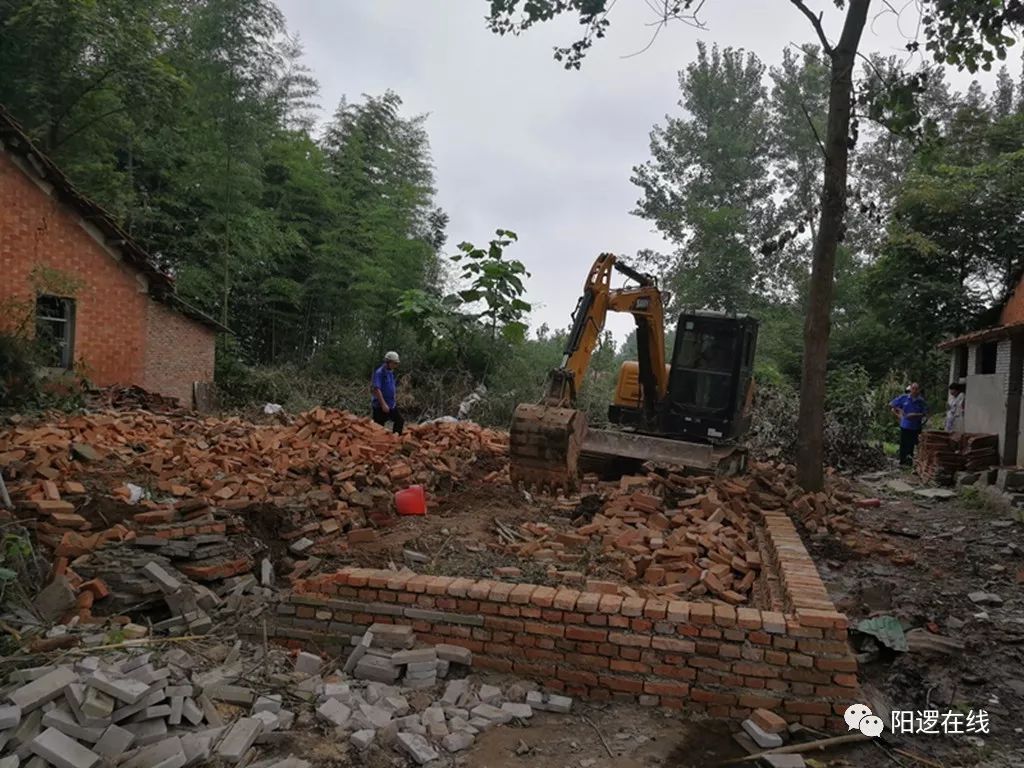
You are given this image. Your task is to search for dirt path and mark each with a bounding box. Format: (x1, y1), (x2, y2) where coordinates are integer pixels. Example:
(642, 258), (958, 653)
(806, 470), (1024, 767)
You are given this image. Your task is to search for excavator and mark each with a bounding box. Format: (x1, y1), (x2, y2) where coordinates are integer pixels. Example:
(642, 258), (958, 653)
(509, 253), (759, 491)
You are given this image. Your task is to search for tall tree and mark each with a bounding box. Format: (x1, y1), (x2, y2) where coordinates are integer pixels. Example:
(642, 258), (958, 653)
(484, 0), (1020, 490)
(632, 43), (773, 311)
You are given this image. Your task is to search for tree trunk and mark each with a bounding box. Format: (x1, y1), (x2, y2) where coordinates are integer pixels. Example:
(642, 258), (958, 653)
(795, 0), (870, 491)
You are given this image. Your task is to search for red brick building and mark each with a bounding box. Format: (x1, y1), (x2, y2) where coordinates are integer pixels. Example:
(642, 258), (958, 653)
(0, 106), (223, 406)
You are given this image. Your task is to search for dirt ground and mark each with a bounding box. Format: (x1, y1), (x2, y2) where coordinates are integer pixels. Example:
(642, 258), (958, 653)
(806, 469), (1024, 768)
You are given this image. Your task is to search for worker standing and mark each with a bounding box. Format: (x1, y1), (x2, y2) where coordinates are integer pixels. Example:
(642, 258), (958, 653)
(889, 382), (928, 467)
(371, 351), (404, 434)
(945, 382), (965, 432)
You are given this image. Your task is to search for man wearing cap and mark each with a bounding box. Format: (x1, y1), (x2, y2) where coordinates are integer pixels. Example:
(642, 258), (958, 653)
(371, 351), (404, 434)
(890, 382), (928, 466)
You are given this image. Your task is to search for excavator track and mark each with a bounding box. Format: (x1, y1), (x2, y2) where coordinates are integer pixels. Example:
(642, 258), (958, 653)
(508, 404), (587, 493)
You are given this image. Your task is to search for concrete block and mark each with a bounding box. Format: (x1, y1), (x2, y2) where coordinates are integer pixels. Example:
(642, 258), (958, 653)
(383, 695), (410, 716)
(122, 736), (187, 768)
(180, 731), (214, 767)
(136, 704), (173, 721)
(252, 711), (280, 732)
(217, 717), (263, 763)
(396, 732), (439, 765)
(742, 719), (784, 749)
(30, 727), (100, 768)
(123, 718), (168, 747)
(404, 661), (438, 675)
(253, 695), (282, 714)
(0, 704), (21, 730)
(111, 688), (166, 723)
(94, 724), (135, 759)
(353, 656), (400, 684)
(181, 698), (204, 726)
(501, 702), (533, 719)
(471, 704), (513, 724)
(478, 685), (502, 705)
(10, 667), (56, 684)
(205, 685), (254, 705)
(421, 707), (447, 739)
(435, 644), (473, 665)
(0, 756), (19, 768)
(278, 710), (295, 731)
(442, 731), (475, 752)
(81, 687), (114, 722)
(168, 697), (184, 726)
(442, 680), (469, 707)
(316, 699), (351, 728)
(41, 708), (105, 743)
(468, 716), (493, 731)
(525, 691), (572, 713)
(366, 623), (415, 650)
(260, 559), (274, 587)
(294, 652), (322, 676)
(9, 667), (77, 712)
(142, 562), (181, 594)
(358, 704), (392, 730)
(321, 683), (351, 702)
(392, 648), (437, 665)
(10, 708), (43, 755)
(86, 671), (151, 705)
(350, 729), (375, 750)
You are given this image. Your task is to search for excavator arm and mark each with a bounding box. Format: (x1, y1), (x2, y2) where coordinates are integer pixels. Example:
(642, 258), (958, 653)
(510, 253), (669, 490)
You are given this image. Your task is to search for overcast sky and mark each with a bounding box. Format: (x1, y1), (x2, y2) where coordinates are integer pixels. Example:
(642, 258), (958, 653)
(277, 0), (1000, 342)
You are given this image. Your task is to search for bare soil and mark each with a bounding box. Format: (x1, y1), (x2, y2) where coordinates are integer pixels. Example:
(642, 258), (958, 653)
(804, 469), (1024, 767)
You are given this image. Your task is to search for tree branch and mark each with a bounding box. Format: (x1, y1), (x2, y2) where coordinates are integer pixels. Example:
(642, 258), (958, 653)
(788, 0), (834, 56)
(52, 106), (131, 149)
(801, 102), (828, 160)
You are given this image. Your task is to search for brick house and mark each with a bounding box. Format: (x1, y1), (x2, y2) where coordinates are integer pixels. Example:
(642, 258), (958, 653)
(0, 106), (224, 406)
(939, 274), (1024, 465)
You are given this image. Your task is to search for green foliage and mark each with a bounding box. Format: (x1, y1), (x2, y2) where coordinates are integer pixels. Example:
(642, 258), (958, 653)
(451, 230), (531, 341)
(0, 333), (38, 408)
(632, 43), (772, 311)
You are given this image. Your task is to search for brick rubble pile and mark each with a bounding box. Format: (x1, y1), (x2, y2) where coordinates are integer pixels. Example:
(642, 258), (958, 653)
(496, 461), (860, 604)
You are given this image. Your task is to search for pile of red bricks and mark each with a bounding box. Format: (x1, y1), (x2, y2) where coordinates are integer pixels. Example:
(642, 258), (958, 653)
(257, 513), (857, 732)
(0, 407), (508, 514)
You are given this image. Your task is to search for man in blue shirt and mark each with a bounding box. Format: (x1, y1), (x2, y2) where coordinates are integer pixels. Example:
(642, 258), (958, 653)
(371, 351), (404, 434)
(890, 382), (928, 466)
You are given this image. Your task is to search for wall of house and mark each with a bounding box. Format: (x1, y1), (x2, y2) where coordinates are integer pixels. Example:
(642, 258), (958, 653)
(143, 302), (216, 406)
(1001, 282), (1024, 325)
(0, 151), (149, 386)
(0, 150), (215, 403)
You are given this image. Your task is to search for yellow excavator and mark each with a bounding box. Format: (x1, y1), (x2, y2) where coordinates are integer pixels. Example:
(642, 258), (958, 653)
(509, 253), (759, 491)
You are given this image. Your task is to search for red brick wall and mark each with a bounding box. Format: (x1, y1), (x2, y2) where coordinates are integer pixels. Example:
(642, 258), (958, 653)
(1001, 276), (1024, 325)
(0, 150), (215, 403)
(144, 301), (216, 406)
(262, 513), (858, 732)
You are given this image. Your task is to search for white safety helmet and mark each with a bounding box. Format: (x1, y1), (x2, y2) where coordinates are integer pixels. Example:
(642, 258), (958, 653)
(384, 351), (400, 363)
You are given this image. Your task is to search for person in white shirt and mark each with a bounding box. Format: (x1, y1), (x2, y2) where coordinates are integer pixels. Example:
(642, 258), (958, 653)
(945, 382), (965, 432)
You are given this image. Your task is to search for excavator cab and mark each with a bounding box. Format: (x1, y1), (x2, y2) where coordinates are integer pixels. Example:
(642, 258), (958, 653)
(662, 311), (758, 443)
(607, 312), (758, 443)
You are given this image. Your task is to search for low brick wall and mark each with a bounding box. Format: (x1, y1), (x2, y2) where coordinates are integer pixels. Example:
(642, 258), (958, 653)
(260, 510), (857, 731)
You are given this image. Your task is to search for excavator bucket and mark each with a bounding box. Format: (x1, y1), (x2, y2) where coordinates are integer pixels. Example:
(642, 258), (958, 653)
(509, 404), (587, 492)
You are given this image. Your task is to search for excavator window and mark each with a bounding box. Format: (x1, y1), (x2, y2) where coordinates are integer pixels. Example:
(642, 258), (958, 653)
(672, 323), (738, 413)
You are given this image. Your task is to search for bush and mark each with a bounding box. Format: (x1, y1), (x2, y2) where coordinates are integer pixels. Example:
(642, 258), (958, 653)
(747, 374), (886, 471)
(0, 333), (39, 408)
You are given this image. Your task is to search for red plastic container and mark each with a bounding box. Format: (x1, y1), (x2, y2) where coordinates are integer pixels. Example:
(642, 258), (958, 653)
(395, 485), (427, 516)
